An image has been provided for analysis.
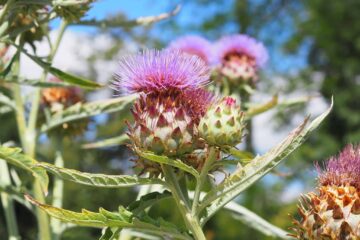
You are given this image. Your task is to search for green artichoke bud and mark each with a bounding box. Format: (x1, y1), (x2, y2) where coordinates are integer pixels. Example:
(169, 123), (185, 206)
(199, 97), (245, 147)
(128, 92), (199, 157)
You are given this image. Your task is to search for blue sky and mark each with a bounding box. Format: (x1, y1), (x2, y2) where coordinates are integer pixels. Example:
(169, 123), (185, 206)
(51, 0), (308, 73)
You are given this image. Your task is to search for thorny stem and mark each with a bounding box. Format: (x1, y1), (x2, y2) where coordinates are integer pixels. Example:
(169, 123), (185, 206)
(162, 165), (206, 240)
(0, 160), (20, 240)
(192, 147), (217, 215)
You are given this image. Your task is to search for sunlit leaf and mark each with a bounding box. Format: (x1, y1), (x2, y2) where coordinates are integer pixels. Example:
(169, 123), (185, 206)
(137, 150), (200, 178)
(26, 195), (191, 240)
(37, 162), (167, 188)
(199, 98), (333, 223)
(0, 146), (49, 194)
(40, 95), (136, 132)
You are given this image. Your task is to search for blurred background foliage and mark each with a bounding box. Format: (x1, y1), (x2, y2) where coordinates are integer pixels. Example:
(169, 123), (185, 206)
(0, 0), (359, 239)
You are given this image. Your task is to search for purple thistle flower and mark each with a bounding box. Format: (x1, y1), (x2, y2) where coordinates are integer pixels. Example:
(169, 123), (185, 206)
(318, 144), (360, 189)
(214, 34), (268, 67)
(113, 49), (210, 94)
(168, 35), (213, 64)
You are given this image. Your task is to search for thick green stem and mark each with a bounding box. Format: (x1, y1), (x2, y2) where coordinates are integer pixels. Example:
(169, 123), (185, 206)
(162, 165), (206, 240)
(0, 160), (20, 240)
(192, 147), (217, 215)
(51, 139), (64, 240)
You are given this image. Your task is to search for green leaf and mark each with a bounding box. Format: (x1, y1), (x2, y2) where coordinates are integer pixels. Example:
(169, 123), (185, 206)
(48, 66), (102, 89)
(99, 228), (121, 240)
(0, 92), (16, 110)
(82, 134), (130, 149)
(128, 191), (171, 215)
(41, 95), (136, 132)
(0, 146), (49, 194)
(10, 43), (102, 89)
(26, 195), (191, 240)
(37, 162), (167, 188)
(0, 53), (17, 77)
(137, 150), (200, 178)
(3, 76), (73, 87)
(225, 202), (291, 239)
(199, 98), (333, 223)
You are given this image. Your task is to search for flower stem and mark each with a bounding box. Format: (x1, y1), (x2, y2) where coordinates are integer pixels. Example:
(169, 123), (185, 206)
(192, 147), (217, 215)
(0, 160), (20, 240)
(51, 138), (64, 240)
(162, 165), (206, 240)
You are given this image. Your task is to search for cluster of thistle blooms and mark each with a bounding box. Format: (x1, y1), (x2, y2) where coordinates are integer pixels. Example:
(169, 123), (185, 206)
(168, 35), (268, 86)
(292, 144), (360, 240)
(113, 49), (247, 176)
(41, 77), (87, 137)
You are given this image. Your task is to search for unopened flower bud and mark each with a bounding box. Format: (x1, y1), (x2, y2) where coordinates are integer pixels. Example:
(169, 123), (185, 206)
(199, 97), (245, 147)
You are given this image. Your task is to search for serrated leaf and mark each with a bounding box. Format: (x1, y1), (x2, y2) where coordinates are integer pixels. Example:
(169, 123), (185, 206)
(137, 150), (200, 178)
(41, 95), (136, 132)
(199, 98), (333, 223)
(0, 146), (49, 194)
(225, 202), (291, 239)
(82, 134), (130, 149)
(26, 195), (191, 240)
(37, 162), (167, 188)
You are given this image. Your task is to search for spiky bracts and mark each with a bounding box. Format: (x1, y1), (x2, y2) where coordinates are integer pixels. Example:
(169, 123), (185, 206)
(128, 92), (199, 157)
(168, 35), (213, 64)
(292, 144), (360, 240)
(214, 34), (268, 83)
(199, 97), (245, 147)
(113, 49), (210, 94)
(113, 49), (214, 174)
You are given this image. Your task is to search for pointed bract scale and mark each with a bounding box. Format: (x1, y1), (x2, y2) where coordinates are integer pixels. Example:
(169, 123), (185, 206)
(199, 97), (245, 147)
(292, 144), (360, 239)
